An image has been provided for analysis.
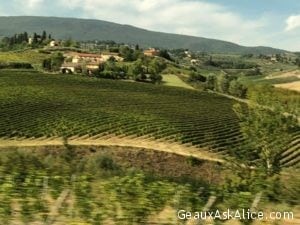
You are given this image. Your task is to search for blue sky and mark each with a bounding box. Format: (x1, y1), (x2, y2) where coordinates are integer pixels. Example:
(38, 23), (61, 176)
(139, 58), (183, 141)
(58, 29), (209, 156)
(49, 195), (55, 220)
(1, 0), (300, 51)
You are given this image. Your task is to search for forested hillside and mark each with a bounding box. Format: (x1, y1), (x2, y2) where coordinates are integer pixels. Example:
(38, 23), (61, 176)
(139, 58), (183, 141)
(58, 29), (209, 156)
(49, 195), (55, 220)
(0, 16), (286, 54)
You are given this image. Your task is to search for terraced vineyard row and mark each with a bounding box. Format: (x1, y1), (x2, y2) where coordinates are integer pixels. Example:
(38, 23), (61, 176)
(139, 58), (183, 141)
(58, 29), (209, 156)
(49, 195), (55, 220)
(0, 70), (298, 166)
(280, 131), (300, 167)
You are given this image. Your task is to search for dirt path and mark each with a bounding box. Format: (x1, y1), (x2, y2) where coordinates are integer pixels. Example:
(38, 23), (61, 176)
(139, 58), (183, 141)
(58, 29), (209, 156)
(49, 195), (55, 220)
(266, 69), (300, 79)
(0, 136), (223, 163)
(275, 81), (300, 92)
(208, 90), (249, 104)
(266, 69), (300, 92)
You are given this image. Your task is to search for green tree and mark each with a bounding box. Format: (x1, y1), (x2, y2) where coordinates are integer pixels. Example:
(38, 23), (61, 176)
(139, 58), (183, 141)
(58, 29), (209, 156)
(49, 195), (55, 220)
(216, 74), (230, 93)
(42, 53), (64, 71)
(63, 38), (78, 47)
(148, 58), (166, 74)
(42, 58), (52, 71)
(188, 72), (206, 82)
(97, 61), (128, 79)
(23, 32), (29, 43)
(41, 30), (47, 41)
(247, 84), (300, 116)
(149, 73), (162, 83)
(130, 59), (145, 81)
(120, 46), (135, 61)
(295, 58), (300, 67)
(51, 52), (64, 71)
(158, 49), (172, 61)
(205, 75), (216, 90)
(229, 79), (247, 98)
(233, 103), (297, 176)
(32, 33), (38, 45)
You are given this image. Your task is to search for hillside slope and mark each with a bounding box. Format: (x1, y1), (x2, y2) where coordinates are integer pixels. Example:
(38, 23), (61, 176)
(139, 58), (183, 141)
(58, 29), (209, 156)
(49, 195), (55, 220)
(0, 16), (286, 54)
(0, 70), (241, 157)
(0, 70), (298, 167)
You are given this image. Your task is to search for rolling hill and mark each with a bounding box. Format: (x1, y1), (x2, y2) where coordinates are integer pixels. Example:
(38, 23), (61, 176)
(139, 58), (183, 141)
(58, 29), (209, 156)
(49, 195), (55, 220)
(0, 16), (286, 54)
(0, 70), (298, 167)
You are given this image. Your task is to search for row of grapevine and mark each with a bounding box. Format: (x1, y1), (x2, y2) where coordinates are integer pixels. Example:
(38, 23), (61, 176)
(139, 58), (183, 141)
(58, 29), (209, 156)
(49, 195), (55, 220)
(0, 70), (298, 167)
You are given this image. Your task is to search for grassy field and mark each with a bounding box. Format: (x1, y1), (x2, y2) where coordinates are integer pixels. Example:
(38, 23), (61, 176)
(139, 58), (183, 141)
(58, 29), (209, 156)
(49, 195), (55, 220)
(254, 76), (300, 85)
(162, 74), (194, 89)
(0, 49), (49, 65)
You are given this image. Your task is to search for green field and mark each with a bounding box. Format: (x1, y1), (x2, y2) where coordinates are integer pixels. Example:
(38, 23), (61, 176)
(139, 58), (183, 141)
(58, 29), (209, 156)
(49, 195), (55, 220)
(0, 70), (299, 167)
(162, 74), (194, 89)
(0, 49), (49, 65)
(0, 146), (298, 225)
(0, 70), (241, 154)
(0, 145), (221, 225)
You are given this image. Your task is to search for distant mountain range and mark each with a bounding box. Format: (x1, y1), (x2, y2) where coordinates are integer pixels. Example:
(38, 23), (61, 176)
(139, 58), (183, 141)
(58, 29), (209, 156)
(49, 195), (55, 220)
(0, 16), (286, 54)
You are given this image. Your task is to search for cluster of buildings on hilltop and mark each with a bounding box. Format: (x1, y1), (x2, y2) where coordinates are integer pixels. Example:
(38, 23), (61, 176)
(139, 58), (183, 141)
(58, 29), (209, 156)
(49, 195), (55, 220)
(60, 48), (161, 74)
(143, 48), (160, 57)
(60, 52), (124, 74)
(32, 36), (161, 74)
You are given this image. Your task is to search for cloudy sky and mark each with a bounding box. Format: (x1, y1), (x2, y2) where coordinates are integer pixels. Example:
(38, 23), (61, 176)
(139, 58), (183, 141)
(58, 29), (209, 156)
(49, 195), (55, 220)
(1, 0), (300, 50)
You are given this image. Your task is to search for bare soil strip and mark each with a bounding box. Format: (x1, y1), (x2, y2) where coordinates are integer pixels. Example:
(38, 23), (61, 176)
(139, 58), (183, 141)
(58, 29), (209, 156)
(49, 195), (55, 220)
(0, 136), (223, 163)
(266, 70), (300, 79)
(265, 69), (300, 92)
(275, 81), (300, 92)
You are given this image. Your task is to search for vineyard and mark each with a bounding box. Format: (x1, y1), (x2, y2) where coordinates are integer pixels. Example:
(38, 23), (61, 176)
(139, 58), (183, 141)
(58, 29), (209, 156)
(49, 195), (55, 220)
(0, 70), (299, 166)
(0, 147), (210, 225)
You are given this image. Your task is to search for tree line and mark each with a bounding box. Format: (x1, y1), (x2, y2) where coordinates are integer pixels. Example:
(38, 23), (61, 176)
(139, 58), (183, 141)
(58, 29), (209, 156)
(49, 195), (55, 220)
(95, 57), (166, 83)
(188, 72), (248, 98)
(0, 31), (53, 50)
(204, 57), (258, 70)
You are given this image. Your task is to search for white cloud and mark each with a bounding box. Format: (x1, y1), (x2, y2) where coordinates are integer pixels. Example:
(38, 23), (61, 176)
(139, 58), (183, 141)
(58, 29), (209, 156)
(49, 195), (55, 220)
(285, 14), (300, 31)
(27, 0), (44, 9)
(57, 0), (267, 46)
(12, 0), (44, 12)
(0, 7), (7, 16)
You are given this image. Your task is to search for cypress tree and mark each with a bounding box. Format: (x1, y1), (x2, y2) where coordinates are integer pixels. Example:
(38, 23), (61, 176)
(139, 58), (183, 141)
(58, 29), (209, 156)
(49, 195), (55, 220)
(33, 33), (38, 44)
(42, 30), (47, 41)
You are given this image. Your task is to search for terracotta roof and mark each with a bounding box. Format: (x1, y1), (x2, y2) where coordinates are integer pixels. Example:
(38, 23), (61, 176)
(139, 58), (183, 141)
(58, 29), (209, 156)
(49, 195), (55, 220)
(65, 52), (102, 58)
(65, 51), (121, 58)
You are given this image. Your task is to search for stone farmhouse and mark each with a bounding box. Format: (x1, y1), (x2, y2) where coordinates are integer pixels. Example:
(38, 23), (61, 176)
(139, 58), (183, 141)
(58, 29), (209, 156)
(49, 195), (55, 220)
(60, 52), (123, 74)
(143, 48), (160, 57)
